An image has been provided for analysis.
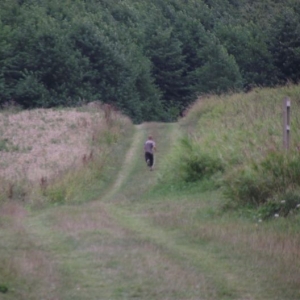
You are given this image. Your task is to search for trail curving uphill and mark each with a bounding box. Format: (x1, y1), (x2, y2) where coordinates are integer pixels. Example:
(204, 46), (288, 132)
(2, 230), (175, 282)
(20, 122), (299, 300)
(102, 123), (146, 201)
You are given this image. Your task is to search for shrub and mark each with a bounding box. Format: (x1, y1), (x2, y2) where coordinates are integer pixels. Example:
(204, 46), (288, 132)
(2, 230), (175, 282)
(259, 151), (300, 189)
(165, 136), (224, 183)
(257, 191), (300, 220)
(223, 150), (300, 207)
(223, 166), (275, 206)
(0, 284), (8, 294)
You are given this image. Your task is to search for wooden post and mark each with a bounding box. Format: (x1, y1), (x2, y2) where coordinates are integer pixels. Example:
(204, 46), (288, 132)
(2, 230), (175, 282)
(283, 97), (291, 150)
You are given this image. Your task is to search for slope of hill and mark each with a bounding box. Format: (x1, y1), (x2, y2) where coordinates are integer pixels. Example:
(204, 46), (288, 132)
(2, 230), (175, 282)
(0, 105), (133, 204)
(1, 86), (300, 299)
(164, 84), (300, 217)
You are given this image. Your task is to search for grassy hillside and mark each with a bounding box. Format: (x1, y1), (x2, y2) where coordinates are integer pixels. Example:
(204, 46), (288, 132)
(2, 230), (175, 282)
(138, 84), (300, 299)
(0, 105), (135, 299)
(1, 85), (300, 299)
(0, 104), (134, 205)
(161, 84), (300, 219)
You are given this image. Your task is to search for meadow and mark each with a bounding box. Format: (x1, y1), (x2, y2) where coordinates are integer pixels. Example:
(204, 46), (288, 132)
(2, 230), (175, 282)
(0, 103), (133, 205)
(162, 84), (300, 217)
(1, 86), (300, 299)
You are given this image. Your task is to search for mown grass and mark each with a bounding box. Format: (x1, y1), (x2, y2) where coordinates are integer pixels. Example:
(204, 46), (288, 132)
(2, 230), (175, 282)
(118, 178), (300, 299)
(33, 122), (223, 300)
(2, 85), (300, 300)
(0, 202), (62, 300)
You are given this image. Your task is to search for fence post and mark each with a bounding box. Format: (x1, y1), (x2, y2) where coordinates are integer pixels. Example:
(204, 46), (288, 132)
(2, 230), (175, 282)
(283, 97), (291, 150)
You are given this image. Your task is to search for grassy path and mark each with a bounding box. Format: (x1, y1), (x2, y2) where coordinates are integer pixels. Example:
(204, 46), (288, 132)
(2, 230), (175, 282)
(13, 122), (300, 300)
(24, 122), (193, 300)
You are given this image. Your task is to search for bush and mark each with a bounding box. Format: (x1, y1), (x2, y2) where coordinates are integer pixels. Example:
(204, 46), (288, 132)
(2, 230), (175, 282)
(223, 167), (274, 206)
(257, 191), (300, 220)
(223, 150), (300, 208)
(0, 284), (8, 294)
(163, 136), (224, 183)
(180, 151), (224, 182)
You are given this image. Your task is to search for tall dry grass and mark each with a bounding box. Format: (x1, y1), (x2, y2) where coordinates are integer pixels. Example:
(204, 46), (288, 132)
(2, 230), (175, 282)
(183, 85), (300, 164)
(162, 85), (300, 208)
(152, 84), (300, 296)
(0, 105), (132, 204)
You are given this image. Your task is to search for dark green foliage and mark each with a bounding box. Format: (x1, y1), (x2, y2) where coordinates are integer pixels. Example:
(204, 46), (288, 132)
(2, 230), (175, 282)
(223, 167), (275, 206)
(189, 40), (243, 94)
(0, 0), (300, 121)
(146, 28), (188, 114)
(179, 137), (224, 182)
(257, 191), (300, 220)
(0, 284), (8, 293)
(215, 23), (275, 88)
(268, 6), (300, 84)
(0, 20), (14, 104)
(223, 151), (300, 207)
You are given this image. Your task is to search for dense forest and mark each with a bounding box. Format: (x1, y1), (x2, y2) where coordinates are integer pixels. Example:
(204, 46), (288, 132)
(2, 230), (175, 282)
(0, 0), (300, 122)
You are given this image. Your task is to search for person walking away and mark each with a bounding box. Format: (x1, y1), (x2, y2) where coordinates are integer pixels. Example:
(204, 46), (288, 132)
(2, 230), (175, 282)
(144, 135), (156, 171)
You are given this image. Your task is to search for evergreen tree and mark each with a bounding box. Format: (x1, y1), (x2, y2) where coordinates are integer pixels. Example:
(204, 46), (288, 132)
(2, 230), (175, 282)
(268, 6), (300, 84)
(0, 21), (13, 104)
(146, 28), (188, 114)
(215, 23), (275, 88)
(0, 0), (300, 121)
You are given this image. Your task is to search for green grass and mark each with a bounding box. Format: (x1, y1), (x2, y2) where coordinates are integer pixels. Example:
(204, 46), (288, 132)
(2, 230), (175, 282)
(2, 86), (300, 299)
(164, 85), (300, 211)
(113, 182), (300, 300)
(0, 138), (19, 152)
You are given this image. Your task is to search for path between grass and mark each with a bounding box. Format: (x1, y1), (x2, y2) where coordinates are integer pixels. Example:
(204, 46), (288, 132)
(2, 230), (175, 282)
(20, 122), (294, 300)
(102, 123), (146, 201)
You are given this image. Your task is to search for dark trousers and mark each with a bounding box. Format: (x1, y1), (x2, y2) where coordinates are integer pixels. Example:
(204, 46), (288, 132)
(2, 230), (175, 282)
(145, 152), (154, 167)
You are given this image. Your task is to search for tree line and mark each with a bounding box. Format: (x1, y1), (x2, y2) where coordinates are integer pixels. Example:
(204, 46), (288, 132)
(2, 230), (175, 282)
(0, 0), (300, 123)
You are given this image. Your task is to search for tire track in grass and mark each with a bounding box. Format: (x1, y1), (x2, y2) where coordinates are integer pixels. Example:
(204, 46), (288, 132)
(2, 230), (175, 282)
(27, 121), (207, 299)
(100, 122), (230, 299)
(24, 122), (256, 299)
(108, 205), (247, 300)
(104, 122), (272, 300)
(21, 126), (146, 299)
(102, 124), (145, 201)
(25, 122), (213, 300)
